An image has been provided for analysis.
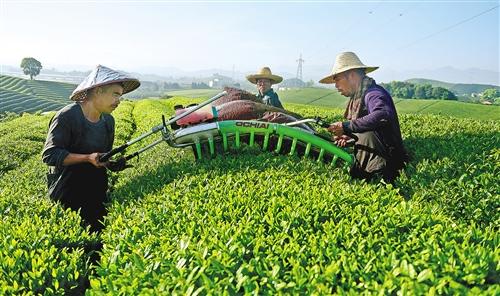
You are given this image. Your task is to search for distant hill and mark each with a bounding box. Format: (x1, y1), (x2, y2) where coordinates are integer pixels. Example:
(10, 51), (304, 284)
(1, 79), (498, 120)
(405, 78), (500, 96)
(278, 88), (499, 120)
(0, 75), (76, 114)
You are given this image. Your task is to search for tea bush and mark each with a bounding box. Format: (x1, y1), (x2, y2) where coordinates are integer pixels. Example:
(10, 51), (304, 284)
(1, 98), (498, 295)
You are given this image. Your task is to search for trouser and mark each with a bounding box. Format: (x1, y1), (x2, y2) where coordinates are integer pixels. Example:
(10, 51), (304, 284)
(350, 131), (393, 182)
(67, 196), (108, 233)
(48, 164), (109, 233)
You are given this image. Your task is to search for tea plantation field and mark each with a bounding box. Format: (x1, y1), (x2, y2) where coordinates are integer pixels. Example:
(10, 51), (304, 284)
(165, 88), (500, 121)
(278, 88), (500, 120)
(2, 74), (498, 121)
(0, 75), (75, 114)
(0, 97), (498, 294)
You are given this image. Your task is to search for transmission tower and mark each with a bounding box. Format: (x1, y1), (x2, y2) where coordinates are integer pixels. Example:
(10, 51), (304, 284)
(296, 54), (304, 81)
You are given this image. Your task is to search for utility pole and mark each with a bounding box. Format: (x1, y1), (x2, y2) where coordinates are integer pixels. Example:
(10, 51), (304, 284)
(296, 54), (304, 81)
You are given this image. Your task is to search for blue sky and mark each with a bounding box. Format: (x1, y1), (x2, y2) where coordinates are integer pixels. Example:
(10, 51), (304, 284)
(0, 0), (498, 84)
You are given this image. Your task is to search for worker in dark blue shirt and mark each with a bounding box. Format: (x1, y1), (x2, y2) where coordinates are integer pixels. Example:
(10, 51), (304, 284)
(247, 67), (284, 109)
(42, 65), (140, 232)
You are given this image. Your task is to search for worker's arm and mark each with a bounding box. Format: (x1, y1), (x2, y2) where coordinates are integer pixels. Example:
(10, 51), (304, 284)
(343, 91), (394, 134)
(62, 152), (106, 167)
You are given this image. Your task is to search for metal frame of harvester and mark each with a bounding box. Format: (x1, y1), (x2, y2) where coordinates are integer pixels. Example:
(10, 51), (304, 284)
(100, 91), (354, 169)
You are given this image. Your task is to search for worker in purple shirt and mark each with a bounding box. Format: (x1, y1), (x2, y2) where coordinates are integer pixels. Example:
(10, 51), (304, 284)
(319, 52), (409, 183)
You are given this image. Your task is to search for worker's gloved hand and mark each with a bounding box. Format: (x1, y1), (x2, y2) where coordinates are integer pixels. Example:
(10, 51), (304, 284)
(88, 152), (108, 168)
(106, 157), (133, 172)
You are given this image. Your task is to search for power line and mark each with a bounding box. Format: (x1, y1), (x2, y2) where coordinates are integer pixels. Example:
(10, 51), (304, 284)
(340, 6), (411, 52)
(397, 5), (499, 51)
(306, 3), (497, 75)
(305, 1), (385, 62)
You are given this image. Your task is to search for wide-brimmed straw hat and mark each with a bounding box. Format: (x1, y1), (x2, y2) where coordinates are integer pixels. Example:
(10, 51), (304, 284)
(246, 67), (283, 84)
(319, 52), (378, 84)
(70, 65), (140, 101)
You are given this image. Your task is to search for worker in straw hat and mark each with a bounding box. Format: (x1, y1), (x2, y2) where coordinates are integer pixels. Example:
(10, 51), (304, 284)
(319, 52), (409, 183)
(42, 65), (140, 232)
(247, 66), (284, 109)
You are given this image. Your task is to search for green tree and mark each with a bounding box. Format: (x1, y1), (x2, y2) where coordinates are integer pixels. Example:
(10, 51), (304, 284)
(382, 81), (456, 100)
(395, 86), (408, 98)
(20, 57), (42, 80)
(481, 88), (500, 101)
(383, 83), (392, 94)
(423, 84), (433, 98)
(414, 84), (427, 99)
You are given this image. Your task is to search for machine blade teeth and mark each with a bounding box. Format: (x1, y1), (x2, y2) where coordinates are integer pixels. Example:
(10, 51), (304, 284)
(263, 133), (270, 151)
(208, 137), (215, 156)
(275, 135), (284, 153)
(317, 148), (325, 162)
(222, 132), (228, 151)
(235, 131), (240, 148)
(249, 131), (255, 147)
(304, 142), (311, 157)
(195, 141), (202, 160)
(177, 120), (353, 168)
(289, 138), (298, 156)
(331, 155), (338, 166)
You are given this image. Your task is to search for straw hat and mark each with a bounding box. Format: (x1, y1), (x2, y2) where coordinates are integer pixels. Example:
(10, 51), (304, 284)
(70, 65), (140, 101)
(319, 52), (378, 84)
(246, 67), (283, 84)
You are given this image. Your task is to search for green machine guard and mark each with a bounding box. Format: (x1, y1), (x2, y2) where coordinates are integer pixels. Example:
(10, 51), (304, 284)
(176, 120), (354, 169)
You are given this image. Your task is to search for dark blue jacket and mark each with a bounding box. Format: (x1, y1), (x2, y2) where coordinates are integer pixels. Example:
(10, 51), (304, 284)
(257, 88), (284, 109)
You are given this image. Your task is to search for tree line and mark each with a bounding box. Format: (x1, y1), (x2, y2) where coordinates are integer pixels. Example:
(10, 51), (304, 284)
(191, 82), (210, 89)
(380, 81), (457, 100)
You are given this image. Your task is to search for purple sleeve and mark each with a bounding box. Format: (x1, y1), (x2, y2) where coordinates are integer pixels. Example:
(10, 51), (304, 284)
(344, 90), (395, 133)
